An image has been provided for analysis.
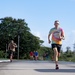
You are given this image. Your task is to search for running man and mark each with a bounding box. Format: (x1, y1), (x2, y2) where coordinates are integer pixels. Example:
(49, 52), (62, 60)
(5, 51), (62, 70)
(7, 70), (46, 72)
(48, 20), (65, 70)
(8, 40), (17, 62)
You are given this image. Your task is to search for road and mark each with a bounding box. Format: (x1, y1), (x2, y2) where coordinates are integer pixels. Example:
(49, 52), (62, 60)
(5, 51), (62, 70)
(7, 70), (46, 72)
(0, 60), (75, 75)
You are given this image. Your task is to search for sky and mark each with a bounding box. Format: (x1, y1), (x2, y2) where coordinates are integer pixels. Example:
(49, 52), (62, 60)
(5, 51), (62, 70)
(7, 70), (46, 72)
(0, 0), (75, 51)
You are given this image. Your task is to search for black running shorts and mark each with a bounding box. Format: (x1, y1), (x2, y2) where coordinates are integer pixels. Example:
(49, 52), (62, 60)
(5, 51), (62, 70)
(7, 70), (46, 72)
(51, 44), (62, 53)
(9, 50), (15, 56)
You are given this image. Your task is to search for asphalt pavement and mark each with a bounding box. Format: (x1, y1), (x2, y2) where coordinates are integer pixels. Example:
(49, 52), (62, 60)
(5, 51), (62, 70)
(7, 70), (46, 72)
(0, 60), (75, 75)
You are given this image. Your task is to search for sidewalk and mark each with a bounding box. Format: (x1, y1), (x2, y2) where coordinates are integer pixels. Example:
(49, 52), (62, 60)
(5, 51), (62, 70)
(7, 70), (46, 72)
(0, 59), (10, 62)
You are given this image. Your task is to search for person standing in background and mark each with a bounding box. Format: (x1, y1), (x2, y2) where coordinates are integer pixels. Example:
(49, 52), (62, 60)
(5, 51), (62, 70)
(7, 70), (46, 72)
(34, 51), (39, 60)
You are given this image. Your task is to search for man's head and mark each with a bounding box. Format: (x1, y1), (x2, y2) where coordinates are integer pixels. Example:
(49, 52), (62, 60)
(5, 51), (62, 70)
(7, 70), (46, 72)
(54, 20), (59, 28)
(11, 40), (14, 43)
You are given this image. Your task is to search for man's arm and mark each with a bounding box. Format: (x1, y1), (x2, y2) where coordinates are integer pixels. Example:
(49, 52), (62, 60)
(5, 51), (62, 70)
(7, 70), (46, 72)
(14, 43), (17, 48)
(60, 29), (65, 40)
(60, 35), (65, 40)
(48, 33), (51, 44)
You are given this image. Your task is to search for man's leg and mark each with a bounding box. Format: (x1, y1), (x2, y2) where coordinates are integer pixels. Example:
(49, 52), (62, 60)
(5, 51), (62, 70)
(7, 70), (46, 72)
(57, 45), (61, 57)
(10, 51), (13, 62)
(53, 47), (58, 63)
(10, 54), (13, 62)
(58, 52), (60, 57)
(53, 47), (59, 69)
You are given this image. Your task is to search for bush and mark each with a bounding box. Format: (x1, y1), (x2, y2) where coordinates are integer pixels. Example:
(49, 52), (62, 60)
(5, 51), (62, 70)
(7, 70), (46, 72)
(0, 50), (5, 58)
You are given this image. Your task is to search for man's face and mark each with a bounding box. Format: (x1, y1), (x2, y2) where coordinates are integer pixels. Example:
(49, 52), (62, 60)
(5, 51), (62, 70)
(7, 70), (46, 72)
(11, 40), (14, 43)
(54, 22), (59, 28)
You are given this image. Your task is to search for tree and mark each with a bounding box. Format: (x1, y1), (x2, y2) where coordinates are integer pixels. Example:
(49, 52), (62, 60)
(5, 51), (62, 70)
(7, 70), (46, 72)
(0, 17), (44, 59)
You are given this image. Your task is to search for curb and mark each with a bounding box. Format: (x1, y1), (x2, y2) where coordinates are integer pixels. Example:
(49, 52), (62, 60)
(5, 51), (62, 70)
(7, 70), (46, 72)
(0, 60), (10, 62)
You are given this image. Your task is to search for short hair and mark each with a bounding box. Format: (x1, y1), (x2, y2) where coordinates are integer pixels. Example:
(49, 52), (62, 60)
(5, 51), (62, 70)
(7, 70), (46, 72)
(54, 20), (59, 24)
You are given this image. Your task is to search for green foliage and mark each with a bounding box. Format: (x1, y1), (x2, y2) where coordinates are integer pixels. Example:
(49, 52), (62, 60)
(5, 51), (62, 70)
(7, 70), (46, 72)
(0, 17), (44, 59)
(0, 51), (5, 58)
(38, 46), (53, 60)
(59, 49), (75, 62)
(0, 17), (75, 62)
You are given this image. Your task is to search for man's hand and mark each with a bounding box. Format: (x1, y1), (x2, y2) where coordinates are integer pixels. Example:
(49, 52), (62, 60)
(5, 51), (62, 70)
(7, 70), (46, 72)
(59, 36), (65, 40)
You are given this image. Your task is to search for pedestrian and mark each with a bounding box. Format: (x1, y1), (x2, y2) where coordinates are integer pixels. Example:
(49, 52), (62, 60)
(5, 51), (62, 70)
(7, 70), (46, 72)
(34, 51), (39, 60)
(29, 51), (34, 60)
(33, 51), (35, 60)
(48, 20), (65, 70)
(8, 40), (17, 62)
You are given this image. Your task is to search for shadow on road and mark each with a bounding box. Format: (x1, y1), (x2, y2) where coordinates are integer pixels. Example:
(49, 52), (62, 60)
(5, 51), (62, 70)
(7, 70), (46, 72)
(35, 69), (75, 73)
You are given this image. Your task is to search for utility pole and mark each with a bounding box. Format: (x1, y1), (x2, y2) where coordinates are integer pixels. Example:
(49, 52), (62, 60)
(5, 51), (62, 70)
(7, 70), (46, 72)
(18, 34), (20, 59)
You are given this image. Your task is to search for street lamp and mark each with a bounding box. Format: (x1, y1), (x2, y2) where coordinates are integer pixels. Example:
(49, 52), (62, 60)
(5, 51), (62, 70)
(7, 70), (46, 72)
(17, 26), (23, 59)
(17, 23), (24, 59)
